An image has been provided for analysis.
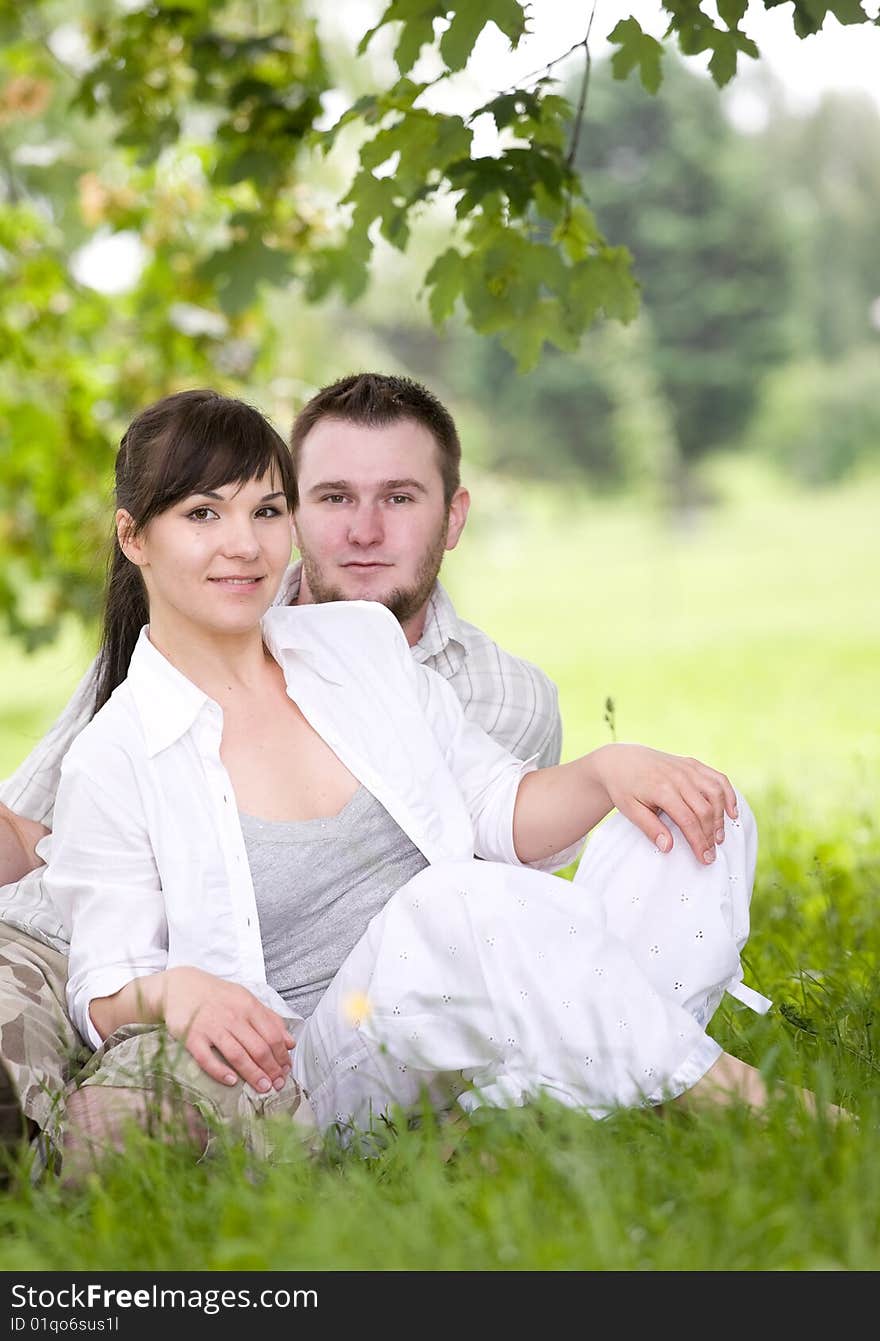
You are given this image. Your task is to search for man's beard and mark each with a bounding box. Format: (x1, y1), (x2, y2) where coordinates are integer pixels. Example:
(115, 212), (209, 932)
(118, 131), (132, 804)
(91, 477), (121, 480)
(299, 518), (449, 625)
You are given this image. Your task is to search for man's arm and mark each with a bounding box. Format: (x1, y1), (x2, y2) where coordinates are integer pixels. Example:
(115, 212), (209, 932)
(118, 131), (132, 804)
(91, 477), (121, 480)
(419, 613), (563, 768)
(0, 657), (98, 827)
(0, 803), (48, 885)
(0, 659), (97, 946)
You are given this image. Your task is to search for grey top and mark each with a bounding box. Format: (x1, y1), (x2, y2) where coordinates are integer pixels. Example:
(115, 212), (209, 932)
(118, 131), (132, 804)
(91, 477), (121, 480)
(241, 786), (429, 1020)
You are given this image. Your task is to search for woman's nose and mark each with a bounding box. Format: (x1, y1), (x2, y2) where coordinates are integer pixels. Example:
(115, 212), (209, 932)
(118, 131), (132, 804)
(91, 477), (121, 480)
(221, 519), (260, 559)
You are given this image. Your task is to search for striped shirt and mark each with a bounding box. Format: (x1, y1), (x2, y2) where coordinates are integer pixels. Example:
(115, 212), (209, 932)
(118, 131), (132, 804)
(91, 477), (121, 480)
(0, 562), (562, 950)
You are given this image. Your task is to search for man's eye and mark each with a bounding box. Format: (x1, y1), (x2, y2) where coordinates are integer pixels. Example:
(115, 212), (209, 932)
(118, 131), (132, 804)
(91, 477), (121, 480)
(322, 495), (347, 504)
(388, 495), (412, 505)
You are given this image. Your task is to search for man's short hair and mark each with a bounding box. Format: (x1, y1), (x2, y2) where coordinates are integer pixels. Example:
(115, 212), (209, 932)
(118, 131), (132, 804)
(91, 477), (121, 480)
(290, 373), (462, 506)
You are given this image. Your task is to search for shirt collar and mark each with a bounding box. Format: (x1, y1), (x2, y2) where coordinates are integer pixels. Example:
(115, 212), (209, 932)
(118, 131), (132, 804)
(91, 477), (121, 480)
(261, 603), (356, 686)
(274, 560), (302, 608)
(127, 606), (349, 759)
(412, 580), (465, 664)
(275, 560), (460, 666)
(125, 628), (215, 758)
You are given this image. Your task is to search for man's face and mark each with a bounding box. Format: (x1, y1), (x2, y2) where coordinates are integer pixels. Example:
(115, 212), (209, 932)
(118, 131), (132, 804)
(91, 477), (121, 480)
(292, 417), (469, 630)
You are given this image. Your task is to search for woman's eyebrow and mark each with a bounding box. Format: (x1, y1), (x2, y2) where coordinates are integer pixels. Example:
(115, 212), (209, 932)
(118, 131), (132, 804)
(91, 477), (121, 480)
(187, 489), (286, 502)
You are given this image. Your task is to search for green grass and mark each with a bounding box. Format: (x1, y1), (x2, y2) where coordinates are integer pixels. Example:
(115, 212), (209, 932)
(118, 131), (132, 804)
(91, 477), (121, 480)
(1, 470), (878, 1270)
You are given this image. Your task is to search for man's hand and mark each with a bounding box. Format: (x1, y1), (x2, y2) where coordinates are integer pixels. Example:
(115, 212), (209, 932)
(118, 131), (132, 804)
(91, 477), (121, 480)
(90, 967), (296, 1093)
(0, 803), (49, 885)
(591, 743), (738, 865)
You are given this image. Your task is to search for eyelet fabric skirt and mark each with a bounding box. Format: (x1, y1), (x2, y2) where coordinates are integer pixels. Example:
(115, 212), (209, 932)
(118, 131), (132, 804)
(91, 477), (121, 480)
(294, 794), (768, 1133)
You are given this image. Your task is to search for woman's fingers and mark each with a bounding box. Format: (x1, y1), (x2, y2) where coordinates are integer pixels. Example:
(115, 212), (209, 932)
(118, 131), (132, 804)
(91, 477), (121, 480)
(189, 1022), (291, 1092)
(658, 791), (716, 863)
(680, 775), (725, 852)
(622, 786), (720, 866)
(184, 1034), (243, 1088)
(688, 765), (737, 842)
(618, 797), (675, 855)
(238, 1015), (293, 1085)
(211, 1028), (282, 1092)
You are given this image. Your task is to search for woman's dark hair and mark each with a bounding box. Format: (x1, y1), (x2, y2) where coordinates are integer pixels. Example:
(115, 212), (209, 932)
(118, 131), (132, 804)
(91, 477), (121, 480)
(94, 389), (296, 714)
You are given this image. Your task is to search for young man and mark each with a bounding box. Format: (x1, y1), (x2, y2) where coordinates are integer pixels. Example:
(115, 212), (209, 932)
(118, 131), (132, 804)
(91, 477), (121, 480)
(0, 372), (563, 1154)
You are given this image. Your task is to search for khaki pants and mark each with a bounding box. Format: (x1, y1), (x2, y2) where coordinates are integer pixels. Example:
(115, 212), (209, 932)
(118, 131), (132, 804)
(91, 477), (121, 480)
(0, 925), (89, 1151)
(0, 931), (315, 1164)
(75, 1024), (315, 1161)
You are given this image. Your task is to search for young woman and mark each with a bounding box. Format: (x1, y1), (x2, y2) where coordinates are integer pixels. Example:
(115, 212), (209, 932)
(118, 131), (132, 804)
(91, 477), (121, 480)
(43, 389), (811, 1172)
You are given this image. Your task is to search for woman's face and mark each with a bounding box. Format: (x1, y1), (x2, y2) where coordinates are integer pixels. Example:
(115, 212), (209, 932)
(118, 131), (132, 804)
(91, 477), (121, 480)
(118, 471), (293, 641)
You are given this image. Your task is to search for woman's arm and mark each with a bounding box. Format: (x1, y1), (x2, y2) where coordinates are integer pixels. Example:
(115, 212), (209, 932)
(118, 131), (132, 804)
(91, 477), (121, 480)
(513, 743), (738, 866)
(412, 653), (736, 870)
(45, 749), (294, 1091)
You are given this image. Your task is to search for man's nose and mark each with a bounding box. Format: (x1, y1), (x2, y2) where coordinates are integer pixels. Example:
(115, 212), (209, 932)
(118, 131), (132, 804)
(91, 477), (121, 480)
(347, 504), (383, 546)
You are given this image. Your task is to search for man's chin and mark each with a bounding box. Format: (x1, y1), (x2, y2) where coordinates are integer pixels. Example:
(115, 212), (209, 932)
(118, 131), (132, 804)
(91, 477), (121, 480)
(313, 581), (396, 608)
(312, 580), (426, 625)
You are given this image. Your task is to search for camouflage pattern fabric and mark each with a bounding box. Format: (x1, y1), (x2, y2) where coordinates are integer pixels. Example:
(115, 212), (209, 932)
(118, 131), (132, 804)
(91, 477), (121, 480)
(73, 1023), (316, 1161)
(0, 925), (88, 1151)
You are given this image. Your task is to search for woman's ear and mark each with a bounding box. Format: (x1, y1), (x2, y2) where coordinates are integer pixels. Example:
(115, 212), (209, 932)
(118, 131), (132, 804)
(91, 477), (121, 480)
(116, 509), (145, 566)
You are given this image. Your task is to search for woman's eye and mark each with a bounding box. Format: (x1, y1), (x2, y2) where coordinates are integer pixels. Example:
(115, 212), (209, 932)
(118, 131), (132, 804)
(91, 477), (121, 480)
(187, 507), (217, 522)
(255, 506), (284, 518)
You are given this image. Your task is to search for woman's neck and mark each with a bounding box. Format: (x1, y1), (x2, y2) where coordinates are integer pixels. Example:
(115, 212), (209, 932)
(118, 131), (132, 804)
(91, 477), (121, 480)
(145, 618), (272, 701)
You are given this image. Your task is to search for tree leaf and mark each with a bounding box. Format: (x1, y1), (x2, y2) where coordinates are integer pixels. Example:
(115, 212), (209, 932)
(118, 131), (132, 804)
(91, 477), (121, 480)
(608, 17), (664, 94)
(423, 246), (465, 322)
(394, 13), (438, 74)
(197, 238), (291, 315)
(440, 7), (492, 72)
(440, 0), (528, 71)
(827, 0), (870, 23)
(707, 27), (758, 86)
(357, 0), (446, 73)
(717, 0), (748, 26)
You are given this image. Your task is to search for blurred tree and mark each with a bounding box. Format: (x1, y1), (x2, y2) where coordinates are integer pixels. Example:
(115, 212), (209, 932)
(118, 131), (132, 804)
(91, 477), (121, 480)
(574, 57), (795, 466)
(373, 56), (794, 491)
(747, 347), (880, 484)
(1, 0), (878, 645)
(764, 93), (880, 361)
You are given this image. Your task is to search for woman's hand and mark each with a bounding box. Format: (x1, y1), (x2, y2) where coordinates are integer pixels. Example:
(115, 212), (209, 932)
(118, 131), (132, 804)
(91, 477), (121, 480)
(159, 967), (296, 1092)
(88, 968), (296, 1091)
(591, 743), (738, 864)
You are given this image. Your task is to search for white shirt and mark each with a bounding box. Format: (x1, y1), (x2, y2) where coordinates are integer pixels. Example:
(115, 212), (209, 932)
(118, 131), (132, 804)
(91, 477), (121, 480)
(42, 602), (583, 1048)
(0, 566), (562, 951)
(280, 565), (562, 770)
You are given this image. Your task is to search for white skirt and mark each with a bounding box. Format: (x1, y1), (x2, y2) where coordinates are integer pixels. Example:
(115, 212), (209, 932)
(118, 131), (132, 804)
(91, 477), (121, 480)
(293, 795), (768, 1132)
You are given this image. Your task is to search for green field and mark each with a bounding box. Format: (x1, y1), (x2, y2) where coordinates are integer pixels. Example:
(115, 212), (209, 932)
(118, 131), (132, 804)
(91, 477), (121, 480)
(1, 471), (878, 1270)
(442, 467), (880, 813)
(4, 468), (878, 806)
